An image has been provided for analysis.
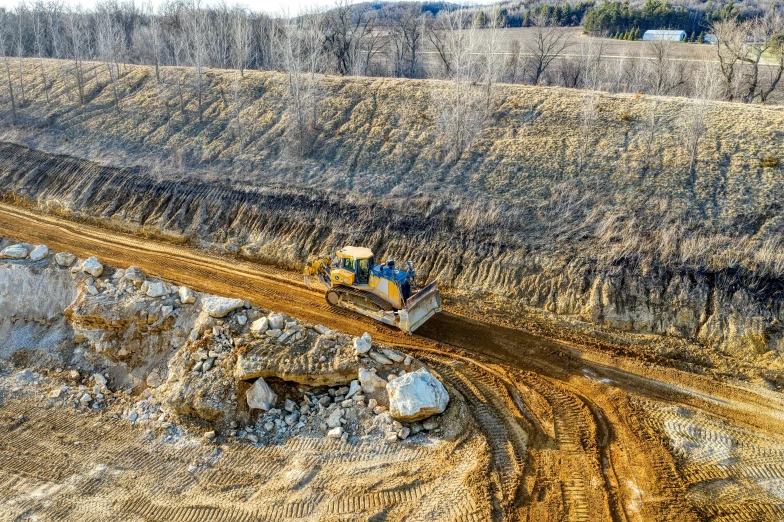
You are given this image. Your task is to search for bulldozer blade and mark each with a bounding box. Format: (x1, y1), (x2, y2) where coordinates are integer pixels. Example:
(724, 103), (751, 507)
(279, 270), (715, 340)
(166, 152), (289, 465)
(399, 281), (442, 333)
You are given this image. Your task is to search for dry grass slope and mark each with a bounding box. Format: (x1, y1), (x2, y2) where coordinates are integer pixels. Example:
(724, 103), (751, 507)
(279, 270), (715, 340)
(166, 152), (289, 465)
(4, 59), (784, 276)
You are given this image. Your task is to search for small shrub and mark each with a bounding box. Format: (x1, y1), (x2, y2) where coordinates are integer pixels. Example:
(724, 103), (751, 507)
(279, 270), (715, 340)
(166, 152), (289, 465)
(620, 112), (632, 122)
(761, 156), (780, 168)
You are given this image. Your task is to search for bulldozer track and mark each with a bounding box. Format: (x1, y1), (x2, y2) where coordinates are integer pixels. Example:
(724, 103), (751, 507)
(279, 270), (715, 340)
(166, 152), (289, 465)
(3, 202), (784, 521)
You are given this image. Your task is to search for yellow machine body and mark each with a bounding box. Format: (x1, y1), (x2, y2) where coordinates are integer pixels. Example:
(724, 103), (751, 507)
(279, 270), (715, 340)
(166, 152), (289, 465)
(303, 246), (441, 333)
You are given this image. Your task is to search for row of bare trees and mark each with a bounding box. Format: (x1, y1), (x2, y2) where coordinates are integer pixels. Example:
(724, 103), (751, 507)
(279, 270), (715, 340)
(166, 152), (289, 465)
(1, 1), (782, 102)
(0, 1), (781, 163)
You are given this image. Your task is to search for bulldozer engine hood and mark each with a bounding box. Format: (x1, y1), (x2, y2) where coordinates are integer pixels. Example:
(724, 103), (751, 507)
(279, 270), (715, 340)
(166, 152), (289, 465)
(371, 264), (411, 285)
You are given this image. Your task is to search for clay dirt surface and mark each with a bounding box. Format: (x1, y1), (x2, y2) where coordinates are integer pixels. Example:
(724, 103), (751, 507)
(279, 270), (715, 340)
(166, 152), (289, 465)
(2, 202), (784, 522)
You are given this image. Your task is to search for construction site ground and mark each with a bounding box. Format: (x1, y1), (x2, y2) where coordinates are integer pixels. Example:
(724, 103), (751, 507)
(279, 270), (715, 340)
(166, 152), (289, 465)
(1, 202), (784, 522)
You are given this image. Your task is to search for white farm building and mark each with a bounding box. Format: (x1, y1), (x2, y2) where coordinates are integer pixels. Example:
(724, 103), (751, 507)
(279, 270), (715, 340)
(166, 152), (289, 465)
(642, 30), (687, 41)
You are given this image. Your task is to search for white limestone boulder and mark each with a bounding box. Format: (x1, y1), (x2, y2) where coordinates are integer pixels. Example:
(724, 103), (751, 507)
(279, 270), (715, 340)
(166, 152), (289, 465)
(29, 245), (49, 261)
(386, 368), (450, 422)
(202, 296), (245, 318)
(246, 377), (277, 411)
(250, 317), (269, 336)
(267, 313), (284, 330)
(55, 252), (76, 267)
(81, 256), (104, 277)
(179, 286), (196, 304)
(353, 332), (372, 355)
(146, 281), (168, 298)
(358, 367), (389, 406)
(1, 244), (28, 259)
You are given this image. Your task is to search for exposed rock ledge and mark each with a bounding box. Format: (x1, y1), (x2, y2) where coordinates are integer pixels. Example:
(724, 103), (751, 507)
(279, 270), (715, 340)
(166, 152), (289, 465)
(0, 238), (451, 442)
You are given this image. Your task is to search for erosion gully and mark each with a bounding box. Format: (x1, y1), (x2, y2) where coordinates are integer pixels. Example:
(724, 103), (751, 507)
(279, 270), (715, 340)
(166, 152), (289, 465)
(2, 202), (784, 522)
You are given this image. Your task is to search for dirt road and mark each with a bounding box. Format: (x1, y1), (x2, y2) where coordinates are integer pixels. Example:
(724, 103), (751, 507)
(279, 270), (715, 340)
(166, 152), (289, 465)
(2, 202), (784, 521)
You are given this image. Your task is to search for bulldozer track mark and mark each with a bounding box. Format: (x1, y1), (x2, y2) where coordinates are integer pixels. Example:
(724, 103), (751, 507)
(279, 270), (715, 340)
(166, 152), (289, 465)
(4, 203), (784, 521)
(417, 353), (528, 519)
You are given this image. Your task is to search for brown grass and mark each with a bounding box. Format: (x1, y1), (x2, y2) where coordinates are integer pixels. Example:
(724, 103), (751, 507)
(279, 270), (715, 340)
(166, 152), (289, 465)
(1, 58), (784, 278)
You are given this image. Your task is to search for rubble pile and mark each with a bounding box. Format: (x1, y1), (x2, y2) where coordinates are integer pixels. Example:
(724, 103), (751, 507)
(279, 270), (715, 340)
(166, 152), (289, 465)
(0, 238), (453, 447)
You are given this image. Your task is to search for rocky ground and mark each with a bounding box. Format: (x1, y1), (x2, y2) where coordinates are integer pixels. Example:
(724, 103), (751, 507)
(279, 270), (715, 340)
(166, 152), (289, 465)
(0, 239), (493, 521)
(4, 234), (784, 522)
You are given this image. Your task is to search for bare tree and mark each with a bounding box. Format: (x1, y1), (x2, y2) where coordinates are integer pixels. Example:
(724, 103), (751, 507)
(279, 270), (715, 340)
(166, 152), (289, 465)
(387, 5), (424, 78)
(481, 8), (504, 116)
(33, 2), (50, 103)
(15, 2), (27, 106)
(679, 62), (719, 186)
(279, 7), (324, 156)
(0, 11), (17, 125)
(210, 0), (231, 69)
(526, 13), (572, 85)
(647, 40), (687, 96)
(742, 10), (784, 103)
(434, 8), (483, 162)
(47, 2), (72, 102)
(185, 0), (209, 123)
(231, 7), (251, 77)
(712, 19), (748, 101)
(97, 3), (125, 111)
(65, 6), (87, 105)
(146, 1), (163, 84)
(324, 0), (380, 77)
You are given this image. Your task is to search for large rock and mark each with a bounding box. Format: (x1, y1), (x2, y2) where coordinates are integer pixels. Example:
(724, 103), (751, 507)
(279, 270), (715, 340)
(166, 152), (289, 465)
(250, 317), (269, 336)
(1, 244), (27, 259)
(386, 368), (450, 422)
(81, 256), (104, 277)
(29, 245), (49, 261)
(124, 266), (146, 284)
(359, 367), (389, 406)
(246, 377), (277, 411)
(267, 313), (284, 330)
(326, 408), (343, 428)
(179, 285), (196, 304)
(202, 296), (245, 318)
(55, 252), (76, 266)
(353, 332), (372, 354)
(146, 281), (168, 298)
(359, 368), (387, 394)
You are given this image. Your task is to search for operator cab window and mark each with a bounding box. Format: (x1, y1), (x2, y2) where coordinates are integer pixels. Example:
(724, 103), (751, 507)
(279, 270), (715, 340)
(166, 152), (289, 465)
(343, 257), (356, 271)
(357, 258), (370, 284)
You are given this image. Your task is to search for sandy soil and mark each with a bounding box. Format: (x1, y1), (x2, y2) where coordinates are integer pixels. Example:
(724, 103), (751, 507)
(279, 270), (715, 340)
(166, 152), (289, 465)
(2, 202), (784, 521)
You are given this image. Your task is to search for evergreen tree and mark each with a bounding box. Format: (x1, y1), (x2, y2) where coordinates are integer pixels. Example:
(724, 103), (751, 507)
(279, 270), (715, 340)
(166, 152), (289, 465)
(698, 31), (705, 44)
(634, 27), (641, 39)
(475, 11), (488, 28)
(689, 31), (696, 42)
(522, 10), (530, 27)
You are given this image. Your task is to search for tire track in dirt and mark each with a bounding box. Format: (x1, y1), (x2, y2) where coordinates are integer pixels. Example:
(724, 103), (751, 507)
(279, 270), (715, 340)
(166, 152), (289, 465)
(3, 202), (784, 521)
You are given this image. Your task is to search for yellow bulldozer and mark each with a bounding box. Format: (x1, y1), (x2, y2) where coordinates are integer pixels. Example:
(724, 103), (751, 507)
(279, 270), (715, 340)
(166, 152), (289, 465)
(304, 246), (442, 333)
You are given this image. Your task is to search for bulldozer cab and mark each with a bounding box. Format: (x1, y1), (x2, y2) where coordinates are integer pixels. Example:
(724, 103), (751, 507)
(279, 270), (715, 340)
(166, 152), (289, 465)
(336, 247), (374, 285)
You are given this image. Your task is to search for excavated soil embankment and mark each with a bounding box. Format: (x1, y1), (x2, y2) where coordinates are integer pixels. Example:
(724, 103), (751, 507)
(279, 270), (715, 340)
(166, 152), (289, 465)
(1, 142), (784, 389)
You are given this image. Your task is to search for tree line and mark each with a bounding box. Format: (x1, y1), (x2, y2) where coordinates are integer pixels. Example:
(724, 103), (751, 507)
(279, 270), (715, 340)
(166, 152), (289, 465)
(0, 0), (781, 146)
